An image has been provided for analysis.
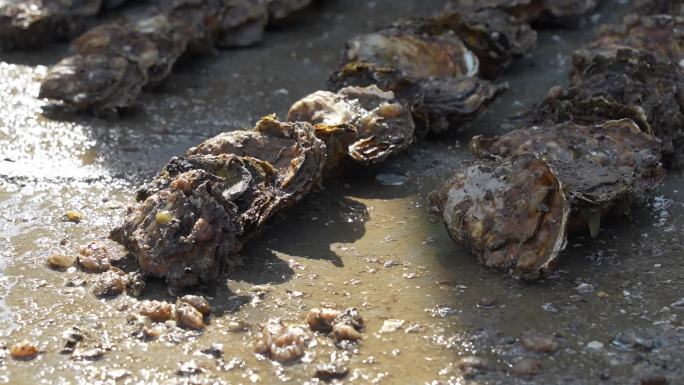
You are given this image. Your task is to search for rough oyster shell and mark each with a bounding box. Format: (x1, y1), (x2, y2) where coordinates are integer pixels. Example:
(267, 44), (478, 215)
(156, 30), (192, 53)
(38, 0), (274, 112)
(287, 85), (416, 169)
(445, 0), (600, 25)
(558, 49), (684, 167)
(0, 0), (104, 50)
(581, 14), (684, 65)
(429, 153), (569, 279)
(393, 8), (537, 78)
(111, 116), (326, 287)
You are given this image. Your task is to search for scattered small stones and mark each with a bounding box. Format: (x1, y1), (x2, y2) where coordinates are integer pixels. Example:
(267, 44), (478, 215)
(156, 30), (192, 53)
(77, 243), (111, 273)
(586, 341), (604, 351)
(379, 319), (405, 333)
(64, 210), (83, 223)
(10, 340), (38, 360)
(255, 319), (309, 363)
(315, 363), (349, 381)
(521, 332), (559, 353)
(575, 283), (595, 293)
(175, 302), (205, 330)
(46, 254), (75, 270)
(512, 358), (542, 376)
(72, 347), (106, 361)
(91, 270), (126, 298)
(139, 300), (175, 322)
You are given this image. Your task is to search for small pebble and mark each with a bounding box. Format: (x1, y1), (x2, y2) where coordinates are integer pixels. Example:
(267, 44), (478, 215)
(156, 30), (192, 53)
(521, 332), (559, 353)
(640, 374), (668, 385)
(379, 319), (405, 333)
(139, 300), (174, 322)
(46, 254), (75, 270)
(91, 271), (126, 298)
(586, 341), (604, 351)
(456, 356), (488, 378)
(575, 283), (595, 293)
(315, 363), (348, 380)
(10, 341), (38, 359)
(64, 210), (83, 223)
(512, 358), (542, 376)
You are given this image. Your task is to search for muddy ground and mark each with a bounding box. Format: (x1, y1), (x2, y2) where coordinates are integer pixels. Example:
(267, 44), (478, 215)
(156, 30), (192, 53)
(0, 0), (682, 384)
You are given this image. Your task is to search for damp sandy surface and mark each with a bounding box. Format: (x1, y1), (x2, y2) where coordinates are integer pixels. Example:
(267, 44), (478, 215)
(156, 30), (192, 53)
(0, 1), (683, 384)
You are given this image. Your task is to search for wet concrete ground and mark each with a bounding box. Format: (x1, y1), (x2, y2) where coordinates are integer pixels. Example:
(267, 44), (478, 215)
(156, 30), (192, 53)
(0, 0), (683, 384)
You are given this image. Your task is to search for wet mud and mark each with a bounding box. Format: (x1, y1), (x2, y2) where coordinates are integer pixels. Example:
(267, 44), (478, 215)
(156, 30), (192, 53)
(0, 0), (682, 384)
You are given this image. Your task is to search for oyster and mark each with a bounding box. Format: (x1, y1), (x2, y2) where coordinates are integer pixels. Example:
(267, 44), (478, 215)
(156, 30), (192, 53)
(329, 65), (504, 136)
(445, 0), (601, 25)
(111, 116), (326, 287)
(392, 9), (537, 78)
(287, 85), (416, 169)
(633, 0), (684, 16)
(0, 0), (104, 50)
(38, 0), (278, 112)
(470, 119), (665, 228)
(344, 29), (480, 80)
(432, 119), (664, 279)
(581, 14), (684, 65)
(541, 49), (684, 167)
(429, 153), (569, 279)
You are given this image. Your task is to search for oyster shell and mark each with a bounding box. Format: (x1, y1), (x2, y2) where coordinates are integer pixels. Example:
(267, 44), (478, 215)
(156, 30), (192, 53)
(445, 0), (601, 25)
(541, 49), (684, 167)
(394, 8), (537, 78)
(429, 153), (569, 279)
(38, 0), (276, 112)
(287, 85), (416, 169)
(344, 29), (480, 79)
(111, 116), (326, 287)
(633, 0), (684, 16)
(581, 14), (684, 65)
(0, 0), (104, 50)
(431, 118), (664, 279)
(470, 120), (665, 228)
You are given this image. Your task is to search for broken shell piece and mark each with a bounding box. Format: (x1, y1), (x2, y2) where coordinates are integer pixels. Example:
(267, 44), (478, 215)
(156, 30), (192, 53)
(429, 154), (569, 279)
(254, 319), (309, 363)
(175, 302), (205, 330)
(288, 85), (416, 168)
(332, 324), (362, 342)
(178, 295), (211, 316)
(91, 270), (126, 298)
(9, 340), (39, 360)
(306, 308), (341, 333)
(139, 300), (175, 322)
